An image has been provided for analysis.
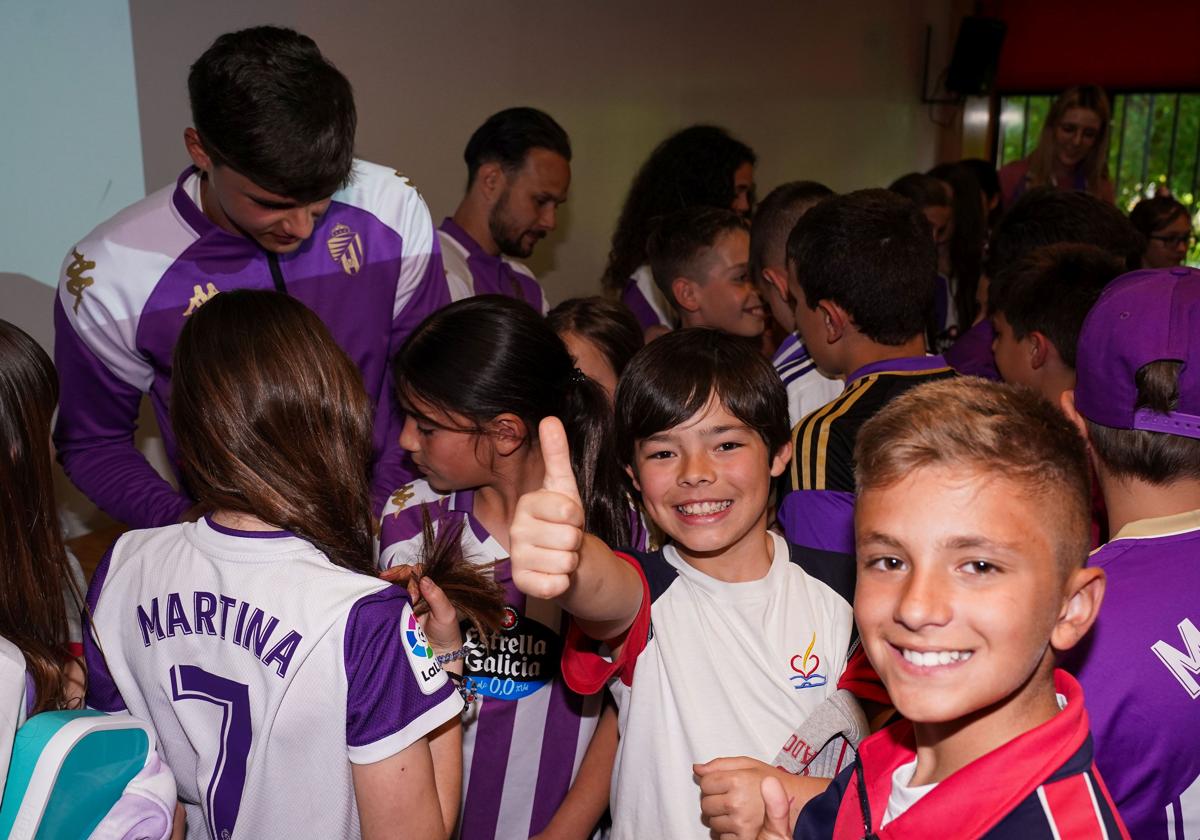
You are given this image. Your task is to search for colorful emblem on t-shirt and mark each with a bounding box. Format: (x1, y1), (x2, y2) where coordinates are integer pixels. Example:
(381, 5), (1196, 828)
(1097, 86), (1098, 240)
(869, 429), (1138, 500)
(327, 223), (364, 275)
(789, 631), (827, 690)
(463, 610), (560, 701)
(401, 603), (444, 694)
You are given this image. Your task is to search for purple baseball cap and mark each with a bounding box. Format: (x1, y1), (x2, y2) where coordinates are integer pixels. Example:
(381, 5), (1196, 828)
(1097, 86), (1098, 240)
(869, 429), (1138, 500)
(1075, 266), (1200, 440)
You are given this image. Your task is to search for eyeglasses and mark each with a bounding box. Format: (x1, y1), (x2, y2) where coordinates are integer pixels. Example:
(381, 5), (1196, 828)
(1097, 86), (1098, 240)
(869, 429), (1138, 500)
(1149, 232), (1197, 248)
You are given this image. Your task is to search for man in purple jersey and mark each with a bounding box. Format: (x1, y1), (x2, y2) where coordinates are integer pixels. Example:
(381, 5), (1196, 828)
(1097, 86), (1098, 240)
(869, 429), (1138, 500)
(53, 26), (450, 528)
(1061, 267), (1200, 839)
(439, 107), (570, 314)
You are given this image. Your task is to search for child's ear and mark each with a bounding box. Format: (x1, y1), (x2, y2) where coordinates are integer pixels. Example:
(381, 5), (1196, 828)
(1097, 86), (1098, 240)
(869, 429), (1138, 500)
(769, 440), (794, 478)
(623, 463), (642, 493)
(671, 277), (702, 314)
(761, 267), (790, 303)
(1028, 331), (1051, 370)
(1059, 389), (1091, 444)
(488, 413), (528, 456)
(817, 300), (848, 343)
(1051, 565), (1106, 652)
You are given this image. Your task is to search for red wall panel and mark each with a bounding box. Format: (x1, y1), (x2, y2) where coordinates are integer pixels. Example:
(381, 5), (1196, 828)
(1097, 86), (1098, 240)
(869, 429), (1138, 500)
(980, 0), (1200, 91)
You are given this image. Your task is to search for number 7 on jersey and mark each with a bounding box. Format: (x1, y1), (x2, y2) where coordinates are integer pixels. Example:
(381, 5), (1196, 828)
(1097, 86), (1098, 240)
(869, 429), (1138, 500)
(170, 665), (253, 839)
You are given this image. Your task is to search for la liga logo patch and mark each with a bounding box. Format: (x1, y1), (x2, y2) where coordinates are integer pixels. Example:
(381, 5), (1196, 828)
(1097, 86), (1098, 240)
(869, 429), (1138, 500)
(402, 603), (446, 694)
(789, 631), (827, 690)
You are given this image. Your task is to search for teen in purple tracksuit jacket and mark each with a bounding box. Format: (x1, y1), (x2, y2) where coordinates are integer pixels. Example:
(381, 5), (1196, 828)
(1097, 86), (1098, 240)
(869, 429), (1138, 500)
(54, 160), (448, 528)
(53, 27), (450, 528)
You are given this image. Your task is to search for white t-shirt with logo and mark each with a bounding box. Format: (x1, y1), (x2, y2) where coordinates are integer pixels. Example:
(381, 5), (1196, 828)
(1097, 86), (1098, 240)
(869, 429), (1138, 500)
(564, 530), (856, 839)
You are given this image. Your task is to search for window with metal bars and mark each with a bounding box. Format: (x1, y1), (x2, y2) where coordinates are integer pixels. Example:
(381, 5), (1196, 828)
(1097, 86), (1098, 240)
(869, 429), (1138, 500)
(997, 92), (1200, 265)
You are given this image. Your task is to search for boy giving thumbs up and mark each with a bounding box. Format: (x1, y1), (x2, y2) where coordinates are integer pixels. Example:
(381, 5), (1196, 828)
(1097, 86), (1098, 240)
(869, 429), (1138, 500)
(510, 329), (856, 839)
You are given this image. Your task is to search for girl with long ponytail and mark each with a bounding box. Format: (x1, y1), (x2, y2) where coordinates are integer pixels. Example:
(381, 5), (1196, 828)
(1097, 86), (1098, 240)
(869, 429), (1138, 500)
(82, 290), (474, 840)
(381, 295), (644, 839)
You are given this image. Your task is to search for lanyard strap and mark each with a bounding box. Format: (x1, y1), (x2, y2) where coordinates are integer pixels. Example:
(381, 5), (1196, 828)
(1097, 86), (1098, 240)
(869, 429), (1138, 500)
(854, 758), (880, 840)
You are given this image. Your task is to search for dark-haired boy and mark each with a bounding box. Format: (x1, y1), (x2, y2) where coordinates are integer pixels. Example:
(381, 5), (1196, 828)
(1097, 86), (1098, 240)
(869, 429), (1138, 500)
(780, 189), (954, 558)
(751, 182), (843, 426)
(944, 186), (1141, 380)
(989, 243), (1122, 407)
(648, 207), (766, 338)
(1060, 267), (1200, 839)
(779, 378), (1127, 839)
(440, 107), (571, 313)
(509, 329), (856, 838)
(53, 26), (450, 528)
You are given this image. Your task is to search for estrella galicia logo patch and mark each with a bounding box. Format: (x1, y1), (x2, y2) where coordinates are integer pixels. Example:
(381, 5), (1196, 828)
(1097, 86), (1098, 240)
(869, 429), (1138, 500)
(401, 603), (445, 694)
(463, 609), (560, 701)
(789, 631), (827, 690)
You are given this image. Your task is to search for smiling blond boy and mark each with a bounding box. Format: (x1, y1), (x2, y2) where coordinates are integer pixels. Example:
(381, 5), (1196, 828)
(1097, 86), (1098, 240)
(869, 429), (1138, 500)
(786, 378), (1129, 839)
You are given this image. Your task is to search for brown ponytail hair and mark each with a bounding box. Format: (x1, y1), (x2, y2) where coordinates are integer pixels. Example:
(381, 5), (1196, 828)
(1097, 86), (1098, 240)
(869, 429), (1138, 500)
(0, 320), (79, 712)
(171, 290), (376, 575)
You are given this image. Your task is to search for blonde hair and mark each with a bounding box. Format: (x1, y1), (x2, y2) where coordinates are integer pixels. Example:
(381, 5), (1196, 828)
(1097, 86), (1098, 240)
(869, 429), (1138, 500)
(855, 378), (1091, 570)
(1027, 85), (1112, 196)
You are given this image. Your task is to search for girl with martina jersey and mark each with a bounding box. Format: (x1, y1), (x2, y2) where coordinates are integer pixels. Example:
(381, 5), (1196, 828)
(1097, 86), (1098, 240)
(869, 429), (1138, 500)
(379, 295), (643, 839)
(0, 320), (86, 767)
(83, 291), (465, 840)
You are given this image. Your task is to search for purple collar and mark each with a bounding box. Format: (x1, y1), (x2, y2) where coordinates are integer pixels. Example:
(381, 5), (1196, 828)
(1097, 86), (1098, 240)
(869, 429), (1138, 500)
(204, 514), (295, 539)
(445, 488), (495, 547)
(847, 354), (950, 384)
(439, 217), (500, 262)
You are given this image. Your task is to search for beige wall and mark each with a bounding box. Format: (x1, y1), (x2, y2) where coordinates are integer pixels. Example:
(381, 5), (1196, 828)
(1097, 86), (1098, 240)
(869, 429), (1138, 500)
(131, 0), (955, 303)
(26, 1), (955, 533)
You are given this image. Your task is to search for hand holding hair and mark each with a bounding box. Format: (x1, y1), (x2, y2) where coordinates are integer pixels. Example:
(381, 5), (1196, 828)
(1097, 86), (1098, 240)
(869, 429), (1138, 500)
(510, 416), (586, 600)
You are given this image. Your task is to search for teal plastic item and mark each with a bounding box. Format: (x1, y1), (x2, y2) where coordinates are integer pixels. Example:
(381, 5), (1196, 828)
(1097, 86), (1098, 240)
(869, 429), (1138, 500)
(0, 709), (153, 840)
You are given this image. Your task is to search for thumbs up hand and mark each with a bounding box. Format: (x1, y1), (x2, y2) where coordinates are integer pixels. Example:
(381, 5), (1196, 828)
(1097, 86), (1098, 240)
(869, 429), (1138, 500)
(510, 417), (586, 600)
(757, 776), (794, 840)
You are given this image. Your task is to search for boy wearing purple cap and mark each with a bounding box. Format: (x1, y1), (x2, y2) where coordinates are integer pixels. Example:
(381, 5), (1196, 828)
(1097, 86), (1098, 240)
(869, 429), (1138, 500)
(1061, 266), (1200, 839)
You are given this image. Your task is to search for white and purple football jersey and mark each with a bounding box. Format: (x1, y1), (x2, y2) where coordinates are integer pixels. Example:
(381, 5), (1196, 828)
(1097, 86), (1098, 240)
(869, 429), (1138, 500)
(438, 218), (548, 313)
(1064, 510), (1200, 839)
(379, 480), (645, 839)
(620, 264), (674, 332)
(85, 516), (460, 840)
(771, 332), (844, 428)
(54, 161), (450, 528)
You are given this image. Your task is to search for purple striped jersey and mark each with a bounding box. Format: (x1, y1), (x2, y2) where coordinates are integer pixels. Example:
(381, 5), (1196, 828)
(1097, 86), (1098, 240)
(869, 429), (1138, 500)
(380, 480), (619, 839)
(620, 265), (675, 331)
(84, 517), (460, 840)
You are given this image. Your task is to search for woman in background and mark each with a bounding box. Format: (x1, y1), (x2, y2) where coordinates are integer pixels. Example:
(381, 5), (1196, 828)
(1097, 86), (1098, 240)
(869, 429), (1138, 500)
(601, 125), (756, 336)
(998, 85), (1115, 210)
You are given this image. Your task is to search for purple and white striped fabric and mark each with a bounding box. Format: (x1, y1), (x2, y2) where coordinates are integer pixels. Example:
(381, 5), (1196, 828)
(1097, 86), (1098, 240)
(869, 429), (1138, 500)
(380, 480), (643, 839)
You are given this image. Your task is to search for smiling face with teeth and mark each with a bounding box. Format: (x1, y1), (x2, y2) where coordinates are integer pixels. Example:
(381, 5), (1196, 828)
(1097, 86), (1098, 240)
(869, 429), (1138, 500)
(854, 464), (1102, 772)
(628, 395), (791, 581)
